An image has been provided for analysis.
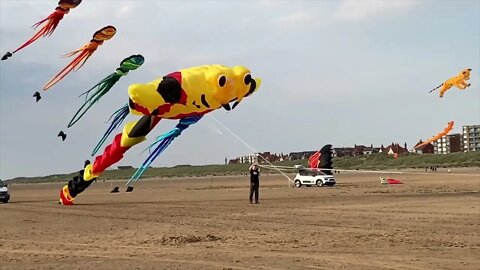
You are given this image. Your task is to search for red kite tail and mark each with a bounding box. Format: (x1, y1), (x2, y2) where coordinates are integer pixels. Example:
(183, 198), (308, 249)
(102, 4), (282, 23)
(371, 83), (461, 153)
(11, 10), (67, 55)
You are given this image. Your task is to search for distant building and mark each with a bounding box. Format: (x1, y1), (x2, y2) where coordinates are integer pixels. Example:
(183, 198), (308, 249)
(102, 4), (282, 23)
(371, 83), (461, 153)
(352, 145), (366, 156)
(413, 140), (434, 154)
(230, 141), (417, 163)
(117, 166), (133, 170)
(332, 147), (353, 157)
(258, 152), (277, 162)
(463, 125), (480, 152)
(434, 133), (462, 154)
(258, 152), (287, 162)
(289, 151), (317, 160)
(351, 144), (380, 156)
(228, 159), (239, 164)
(239, 153), (258, 164)
(230, 152), (287, 164)
(381, 143), (408, 155)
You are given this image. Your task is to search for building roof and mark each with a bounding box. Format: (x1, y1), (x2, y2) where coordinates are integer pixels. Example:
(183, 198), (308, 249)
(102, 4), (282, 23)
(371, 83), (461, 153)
(414, 140), (433, 150)
(383, 143), (408, 154)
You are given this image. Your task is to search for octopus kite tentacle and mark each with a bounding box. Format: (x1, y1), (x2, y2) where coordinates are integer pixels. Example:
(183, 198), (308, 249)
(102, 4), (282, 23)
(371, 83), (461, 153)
(91, 104), (130, 156)
(1, 0), (82, 61)
(127, 115), (203, 185)
(67, 55), (144, 128)
(43, 25), (116, 91)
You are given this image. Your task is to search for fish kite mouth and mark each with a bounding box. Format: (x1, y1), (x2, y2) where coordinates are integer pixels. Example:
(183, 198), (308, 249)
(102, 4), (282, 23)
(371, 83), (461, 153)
(222, 103), (231, 111)
(231, 78), (258, 110)
(245, 78), (257, 97)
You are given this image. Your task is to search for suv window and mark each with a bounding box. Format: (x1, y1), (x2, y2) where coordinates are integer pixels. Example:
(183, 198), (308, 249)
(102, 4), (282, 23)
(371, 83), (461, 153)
(0, 181), (5, 188)
(299, 170), (309, 176)
(310, 170), (325, 177)
(298, 170), (327, 177)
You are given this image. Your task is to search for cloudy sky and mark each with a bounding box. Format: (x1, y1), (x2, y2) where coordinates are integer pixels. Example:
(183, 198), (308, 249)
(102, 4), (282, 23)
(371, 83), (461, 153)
(0, 0), (479, 179)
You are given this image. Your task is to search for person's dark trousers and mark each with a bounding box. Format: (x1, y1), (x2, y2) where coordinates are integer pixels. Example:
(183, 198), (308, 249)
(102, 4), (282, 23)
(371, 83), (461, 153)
(250, 181), (259, 204)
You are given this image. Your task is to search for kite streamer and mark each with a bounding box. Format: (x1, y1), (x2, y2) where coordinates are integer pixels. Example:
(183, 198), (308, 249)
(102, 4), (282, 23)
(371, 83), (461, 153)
(2, 0), (82, 61)
(68, 55), (144, 128)
(43, 25), (116, 91)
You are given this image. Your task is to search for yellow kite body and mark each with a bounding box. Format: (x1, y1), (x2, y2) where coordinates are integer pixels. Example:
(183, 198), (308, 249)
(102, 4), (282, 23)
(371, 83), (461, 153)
(436, 69), (472, 97)
(128, 64), (261, 118)
(59, 64), (262, 205)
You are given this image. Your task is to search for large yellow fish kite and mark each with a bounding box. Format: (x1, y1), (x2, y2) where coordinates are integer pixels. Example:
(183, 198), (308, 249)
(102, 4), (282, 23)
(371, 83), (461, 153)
(59, 64), (261, 205)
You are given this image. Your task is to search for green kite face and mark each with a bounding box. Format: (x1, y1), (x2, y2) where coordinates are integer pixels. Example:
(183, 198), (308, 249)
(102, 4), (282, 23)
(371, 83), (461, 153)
(120, 55), (145, 71)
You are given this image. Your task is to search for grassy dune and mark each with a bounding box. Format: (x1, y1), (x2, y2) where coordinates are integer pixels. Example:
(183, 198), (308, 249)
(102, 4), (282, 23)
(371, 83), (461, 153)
(334, 151), (480, 169)
(7, 152), (480, 183)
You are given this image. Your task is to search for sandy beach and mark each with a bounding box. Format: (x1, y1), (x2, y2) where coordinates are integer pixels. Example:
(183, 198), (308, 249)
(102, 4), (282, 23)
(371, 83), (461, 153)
(1, 168), (479, 270)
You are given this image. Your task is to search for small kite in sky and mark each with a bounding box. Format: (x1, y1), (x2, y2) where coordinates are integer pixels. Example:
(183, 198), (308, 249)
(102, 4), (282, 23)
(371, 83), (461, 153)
(429, 69), (472, 98)
(67, 54), (145, 128)
(33, 91), (41, 102)
(1, 0), (82, 61)
(415, 121), (454, 149)
(43, 25), (116, 91)
(57, 130), (67, 141)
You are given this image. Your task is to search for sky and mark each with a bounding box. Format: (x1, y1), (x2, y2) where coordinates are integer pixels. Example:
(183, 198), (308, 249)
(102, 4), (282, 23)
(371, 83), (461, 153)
(0, 0), (479, 180)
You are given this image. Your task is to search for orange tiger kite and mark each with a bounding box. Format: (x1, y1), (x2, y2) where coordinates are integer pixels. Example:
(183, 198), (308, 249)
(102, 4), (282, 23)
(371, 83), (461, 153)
(429, 69), (472, 98)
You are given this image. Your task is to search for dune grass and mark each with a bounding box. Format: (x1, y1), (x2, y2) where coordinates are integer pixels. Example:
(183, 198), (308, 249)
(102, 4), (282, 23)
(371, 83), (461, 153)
(6, 152), (479, 184)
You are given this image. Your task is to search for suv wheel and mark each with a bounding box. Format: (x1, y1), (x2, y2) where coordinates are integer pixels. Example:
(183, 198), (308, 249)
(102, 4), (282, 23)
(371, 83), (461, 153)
(294, 180), (302, 188)
(316, 180), (324, 187)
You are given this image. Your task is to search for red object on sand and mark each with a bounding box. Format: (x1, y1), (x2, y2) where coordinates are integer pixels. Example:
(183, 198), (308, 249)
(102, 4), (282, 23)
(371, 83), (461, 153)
(387, 178), (403, 184)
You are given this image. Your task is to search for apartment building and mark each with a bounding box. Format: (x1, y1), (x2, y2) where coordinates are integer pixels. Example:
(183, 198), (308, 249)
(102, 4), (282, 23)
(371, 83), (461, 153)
(434, 133), (462, 154)
(239, 154), (259, 163)
(463, 125), (480, 152)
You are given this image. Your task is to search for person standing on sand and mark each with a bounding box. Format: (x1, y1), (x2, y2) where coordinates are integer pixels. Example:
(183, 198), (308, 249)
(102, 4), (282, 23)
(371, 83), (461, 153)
(249, 163), (260, 204)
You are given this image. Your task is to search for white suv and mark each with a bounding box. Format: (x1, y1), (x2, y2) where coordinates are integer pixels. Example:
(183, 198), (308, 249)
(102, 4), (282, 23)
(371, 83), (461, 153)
(0, 180), (10, 203)
(293, 167), (336, 188)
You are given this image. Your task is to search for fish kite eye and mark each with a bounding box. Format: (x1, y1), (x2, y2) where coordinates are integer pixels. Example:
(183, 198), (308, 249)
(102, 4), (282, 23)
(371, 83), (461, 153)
(218, 75), (226, 87)
(244, 73), (251, 85)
